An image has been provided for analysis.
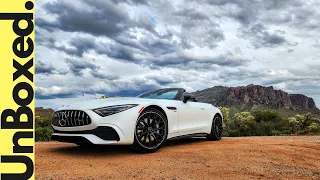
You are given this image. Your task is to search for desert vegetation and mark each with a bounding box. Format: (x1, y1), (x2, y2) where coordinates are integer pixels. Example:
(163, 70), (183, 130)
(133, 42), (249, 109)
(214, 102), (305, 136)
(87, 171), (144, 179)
(219, 107), (320, 137)
(35, 115), (53, 141)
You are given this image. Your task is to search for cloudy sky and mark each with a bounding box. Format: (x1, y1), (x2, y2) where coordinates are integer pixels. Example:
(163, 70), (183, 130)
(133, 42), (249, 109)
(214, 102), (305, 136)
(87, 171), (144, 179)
(36, 0), (320, 109)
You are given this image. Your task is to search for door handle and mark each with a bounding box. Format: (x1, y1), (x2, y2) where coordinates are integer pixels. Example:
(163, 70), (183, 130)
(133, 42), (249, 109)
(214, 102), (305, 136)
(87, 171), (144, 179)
(167, 106), (177, 110)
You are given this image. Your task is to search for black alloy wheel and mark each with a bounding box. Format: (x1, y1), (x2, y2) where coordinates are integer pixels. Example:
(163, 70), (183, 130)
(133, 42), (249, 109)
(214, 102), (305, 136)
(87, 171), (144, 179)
(132, 108), (168, 153)
(207, 115), (223, 141)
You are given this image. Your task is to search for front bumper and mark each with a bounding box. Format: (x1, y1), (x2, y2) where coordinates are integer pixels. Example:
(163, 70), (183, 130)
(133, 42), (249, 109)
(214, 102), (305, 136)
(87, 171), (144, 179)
(51, 106), (142, 145)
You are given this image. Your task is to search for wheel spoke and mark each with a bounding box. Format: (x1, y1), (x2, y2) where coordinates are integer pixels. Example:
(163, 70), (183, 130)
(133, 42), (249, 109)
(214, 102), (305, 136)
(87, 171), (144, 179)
(151, 134), (157, 143)
(136, 125), (144, 130)
(147, 117), (151, 125)
(143, 134), (147, 143)
(141, 119), (147, 126)
(138, 134), (145, 140)
(154, 125), (165, 131)
(152, 113), (156, 122)
(148, 134), (152, 147)
(154, 132), (164, 136)
(154, 132), (162, 138)
(137, 130), (147, 136)
(155, 114), (161, 123)
(152, 116), (158, 125)
(214, 118), (222, 137)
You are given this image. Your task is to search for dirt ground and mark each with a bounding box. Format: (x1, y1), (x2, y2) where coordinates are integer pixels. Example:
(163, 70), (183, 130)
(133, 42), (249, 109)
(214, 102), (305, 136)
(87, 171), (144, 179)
(35, 136), (320, 180)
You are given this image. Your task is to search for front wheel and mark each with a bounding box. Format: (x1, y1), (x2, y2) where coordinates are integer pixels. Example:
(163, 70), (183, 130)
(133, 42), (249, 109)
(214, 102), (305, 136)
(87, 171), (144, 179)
(207, 115), (223, 141)
(131, 108), (168, 153)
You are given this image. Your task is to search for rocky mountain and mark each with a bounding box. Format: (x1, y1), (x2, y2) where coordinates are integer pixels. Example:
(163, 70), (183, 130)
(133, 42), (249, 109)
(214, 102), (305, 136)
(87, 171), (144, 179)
(192, 84), (320, 113)
(35, 107), (54, 117)
(290, 94), (318, 111)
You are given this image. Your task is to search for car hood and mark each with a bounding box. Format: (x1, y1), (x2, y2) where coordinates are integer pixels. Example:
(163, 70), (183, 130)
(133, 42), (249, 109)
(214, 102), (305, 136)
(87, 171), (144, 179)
(57, 97), (155, 110)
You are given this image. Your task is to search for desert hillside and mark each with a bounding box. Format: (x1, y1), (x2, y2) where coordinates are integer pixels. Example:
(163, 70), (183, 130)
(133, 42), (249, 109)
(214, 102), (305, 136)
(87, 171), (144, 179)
(192, 84), (319, 114)
(35, 107), (54, 117)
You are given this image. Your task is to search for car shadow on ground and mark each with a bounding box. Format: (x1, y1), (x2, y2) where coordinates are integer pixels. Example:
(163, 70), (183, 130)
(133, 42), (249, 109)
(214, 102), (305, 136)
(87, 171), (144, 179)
(49, 137), (208, 156)
(49, 144), (135, 157)
(165, 137), (207, 147)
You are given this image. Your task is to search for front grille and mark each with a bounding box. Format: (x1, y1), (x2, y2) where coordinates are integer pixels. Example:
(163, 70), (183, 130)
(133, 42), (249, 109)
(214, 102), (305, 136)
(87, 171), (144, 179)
(52, 110), (91, 127)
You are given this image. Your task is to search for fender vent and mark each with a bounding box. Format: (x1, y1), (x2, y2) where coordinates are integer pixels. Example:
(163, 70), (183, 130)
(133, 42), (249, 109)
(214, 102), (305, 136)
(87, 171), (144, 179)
(52, 110), (91, 127)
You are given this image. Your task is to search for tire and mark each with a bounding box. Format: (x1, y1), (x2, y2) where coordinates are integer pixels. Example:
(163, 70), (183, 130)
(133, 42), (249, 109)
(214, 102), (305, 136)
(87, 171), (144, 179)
(207, 115), (223, 141)
(131, 108), (168, 153)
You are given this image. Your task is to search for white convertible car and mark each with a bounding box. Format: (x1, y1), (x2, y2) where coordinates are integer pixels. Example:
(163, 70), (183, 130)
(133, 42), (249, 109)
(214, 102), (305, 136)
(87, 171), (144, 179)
(51, 88), (223, 153)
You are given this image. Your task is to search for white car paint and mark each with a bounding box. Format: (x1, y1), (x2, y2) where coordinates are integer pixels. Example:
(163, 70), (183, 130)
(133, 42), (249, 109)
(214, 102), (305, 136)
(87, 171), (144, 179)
(51, 96), (223, 145)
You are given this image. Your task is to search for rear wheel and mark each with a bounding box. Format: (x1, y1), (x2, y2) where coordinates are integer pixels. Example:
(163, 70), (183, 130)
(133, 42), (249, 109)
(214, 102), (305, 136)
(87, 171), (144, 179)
(131, 108), (168, 153)
(207, 115), (223, 141)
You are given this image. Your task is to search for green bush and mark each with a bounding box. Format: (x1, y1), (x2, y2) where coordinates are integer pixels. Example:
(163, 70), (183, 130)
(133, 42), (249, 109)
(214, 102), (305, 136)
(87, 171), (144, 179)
(271, 130), (291, 136)
(288, 113), (320, 134)
(307, 123), (320, 132)
(253, 110), (280, 123)
(256, 121), (274, 136)
(238, 124), (256, 136)
(221, 130), (229, 137)
(234, 112), (255, 126)
(228, 129), (241, 137)
(35, 127), (53, 141)
(36, 116), (52, 128)
(220, 108), (304, 137)
(253, 110), (288, 130)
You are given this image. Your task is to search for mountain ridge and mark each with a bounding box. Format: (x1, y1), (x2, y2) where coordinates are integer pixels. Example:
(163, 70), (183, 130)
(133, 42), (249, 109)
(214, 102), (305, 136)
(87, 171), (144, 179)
(192, 84), (319, 113)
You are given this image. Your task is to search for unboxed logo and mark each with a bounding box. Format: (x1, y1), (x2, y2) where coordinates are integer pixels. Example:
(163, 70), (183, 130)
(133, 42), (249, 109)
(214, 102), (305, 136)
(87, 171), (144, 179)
(0, 1), (35, 179)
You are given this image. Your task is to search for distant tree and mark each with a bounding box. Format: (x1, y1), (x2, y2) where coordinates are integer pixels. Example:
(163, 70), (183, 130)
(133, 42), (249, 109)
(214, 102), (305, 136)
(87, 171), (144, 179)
(301, 113), (311, 131)
(288, 117), (299, 134)
(234, 112), (255, 127)
(253, 110), (281, 123)
(218, 107), (230, 126)
(218, 107), (231, 136)
(294, 113), (313, 132)
(307, 122), (320, 132)
(114, 96), (121, 98)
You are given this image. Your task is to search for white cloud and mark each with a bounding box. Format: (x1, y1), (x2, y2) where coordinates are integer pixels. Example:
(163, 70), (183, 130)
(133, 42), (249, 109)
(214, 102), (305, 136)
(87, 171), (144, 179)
(35, 0), (320, 109)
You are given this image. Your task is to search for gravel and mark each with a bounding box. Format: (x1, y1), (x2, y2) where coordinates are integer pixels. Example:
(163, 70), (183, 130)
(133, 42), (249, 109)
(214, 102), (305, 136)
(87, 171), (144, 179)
(36, 136), (320, 180)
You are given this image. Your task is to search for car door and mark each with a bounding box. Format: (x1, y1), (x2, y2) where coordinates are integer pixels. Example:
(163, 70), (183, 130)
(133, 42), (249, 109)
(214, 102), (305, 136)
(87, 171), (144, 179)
(194, 102), (214, 132)
(177, 100), (205, 134)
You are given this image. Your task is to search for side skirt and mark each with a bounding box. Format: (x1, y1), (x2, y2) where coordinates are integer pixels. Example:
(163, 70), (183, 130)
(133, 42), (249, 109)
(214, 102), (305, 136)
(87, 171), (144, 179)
(167, 133), (208, 140)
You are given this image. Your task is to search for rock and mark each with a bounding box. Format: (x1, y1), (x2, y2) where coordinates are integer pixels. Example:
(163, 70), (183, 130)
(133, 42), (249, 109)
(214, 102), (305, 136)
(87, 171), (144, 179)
(192, 84), (320, 113)
(35, 107), (54, 117)
(290, 94), (319, 111)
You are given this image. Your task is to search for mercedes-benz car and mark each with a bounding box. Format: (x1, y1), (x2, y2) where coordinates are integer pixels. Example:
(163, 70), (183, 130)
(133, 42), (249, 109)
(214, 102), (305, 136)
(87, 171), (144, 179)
(51, 88), (223, 153)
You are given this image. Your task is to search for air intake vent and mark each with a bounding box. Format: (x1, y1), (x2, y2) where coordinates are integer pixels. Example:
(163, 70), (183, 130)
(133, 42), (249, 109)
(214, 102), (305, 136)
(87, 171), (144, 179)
(52, 110), (91, 127)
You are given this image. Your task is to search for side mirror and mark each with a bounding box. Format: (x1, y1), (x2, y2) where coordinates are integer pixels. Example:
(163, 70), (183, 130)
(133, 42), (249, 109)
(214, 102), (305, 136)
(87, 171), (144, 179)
(183, 94), (195, 103)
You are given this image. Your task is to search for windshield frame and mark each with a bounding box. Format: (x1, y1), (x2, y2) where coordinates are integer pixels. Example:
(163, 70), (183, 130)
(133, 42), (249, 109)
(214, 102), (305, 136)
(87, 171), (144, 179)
(138, 88), (186, 100)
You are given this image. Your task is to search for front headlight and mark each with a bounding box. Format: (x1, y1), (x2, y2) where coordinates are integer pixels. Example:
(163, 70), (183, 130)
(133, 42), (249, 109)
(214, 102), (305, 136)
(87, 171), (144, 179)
(92, 104), (138, 117)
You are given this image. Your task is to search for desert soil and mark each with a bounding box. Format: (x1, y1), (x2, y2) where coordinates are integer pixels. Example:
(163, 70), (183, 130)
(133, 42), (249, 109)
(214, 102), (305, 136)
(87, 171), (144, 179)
(36, 136), (320, 180)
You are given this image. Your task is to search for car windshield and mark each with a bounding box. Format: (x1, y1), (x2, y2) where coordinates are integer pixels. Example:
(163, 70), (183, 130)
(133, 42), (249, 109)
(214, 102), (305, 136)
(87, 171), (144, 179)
(138, 89), (179, 100)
